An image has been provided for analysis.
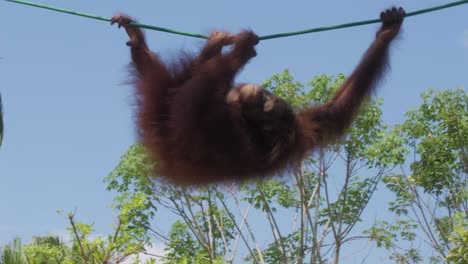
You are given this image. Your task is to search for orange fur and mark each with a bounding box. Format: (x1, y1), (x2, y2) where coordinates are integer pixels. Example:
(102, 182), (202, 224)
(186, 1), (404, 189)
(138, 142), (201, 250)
(111, 7), (405, 185)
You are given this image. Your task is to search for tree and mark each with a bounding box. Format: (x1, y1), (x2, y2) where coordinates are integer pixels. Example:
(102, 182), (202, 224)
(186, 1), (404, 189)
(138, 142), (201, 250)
(10, 72), (461, 263)
(0, 238), (26, 264)
(23, 235), (74, 264)
(107, 70), (406, 263)
(58, 197), (157, 264)
(366, 87), (467, 263)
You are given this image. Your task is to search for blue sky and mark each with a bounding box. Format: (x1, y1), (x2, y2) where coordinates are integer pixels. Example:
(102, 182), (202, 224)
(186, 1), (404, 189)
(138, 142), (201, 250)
(1, 0), (467, 262)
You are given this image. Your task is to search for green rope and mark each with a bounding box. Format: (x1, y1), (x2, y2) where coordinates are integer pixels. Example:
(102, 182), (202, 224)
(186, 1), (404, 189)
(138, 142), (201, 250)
(259, 0), (468, 40)
(5, 0), (209, 39)
(5, 0), (468, 40)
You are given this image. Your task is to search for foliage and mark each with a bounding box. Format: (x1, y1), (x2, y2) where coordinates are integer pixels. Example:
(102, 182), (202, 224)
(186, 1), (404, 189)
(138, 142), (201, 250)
(24, 235), (75, 264)
(0, 91), (3, 147)
(402, 88), (467, 195)
(0, 238), (26, 264)
(446, 213), (468, 263)
(17, 144), (163, 264)
(5, 143), (162, 264)
(58, 199), (154, 263)
(366, 87), (467, 263)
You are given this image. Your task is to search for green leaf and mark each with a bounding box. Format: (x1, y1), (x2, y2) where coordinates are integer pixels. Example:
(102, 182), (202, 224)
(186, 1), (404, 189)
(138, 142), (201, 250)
(0, 92), (3, 148)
